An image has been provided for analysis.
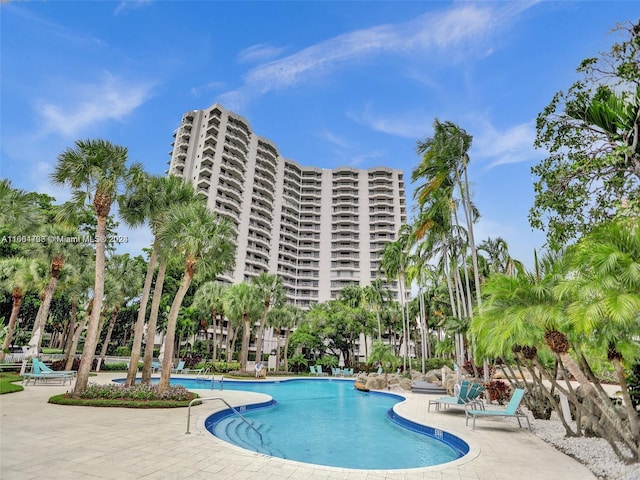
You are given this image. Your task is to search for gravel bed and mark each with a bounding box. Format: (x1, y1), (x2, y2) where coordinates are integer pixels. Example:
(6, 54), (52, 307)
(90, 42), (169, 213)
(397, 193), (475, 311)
(530, 411), (640, 480)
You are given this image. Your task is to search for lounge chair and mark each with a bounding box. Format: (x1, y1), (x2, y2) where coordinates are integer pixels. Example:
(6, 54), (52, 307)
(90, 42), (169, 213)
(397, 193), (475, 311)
(171, 360), (186, 373)
(309, 365), (317, 375)
(377, 366), (383, 375)
(343, 368), (354, 377)
(465, 388), (531, 431)
(315, 365), (328, 376)
(34, 358), (76, 378)
(23, 359), (75, 385)
(428, 380), (479, 412)
(152, 361), (161, 372)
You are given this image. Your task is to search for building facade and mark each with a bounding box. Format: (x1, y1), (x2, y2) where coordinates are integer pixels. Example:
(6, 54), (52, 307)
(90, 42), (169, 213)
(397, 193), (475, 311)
(167, 103), (407, 307)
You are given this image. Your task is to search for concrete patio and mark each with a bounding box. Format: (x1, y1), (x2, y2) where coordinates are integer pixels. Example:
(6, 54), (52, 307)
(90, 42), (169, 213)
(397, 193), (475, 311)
(0, 373), (595, 479)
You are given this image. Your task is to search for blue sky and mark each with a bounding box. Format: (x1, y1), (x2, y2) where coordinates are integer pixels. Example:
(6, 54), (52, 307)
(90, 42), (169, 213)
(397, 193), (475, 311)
(1, 1), (637, 269)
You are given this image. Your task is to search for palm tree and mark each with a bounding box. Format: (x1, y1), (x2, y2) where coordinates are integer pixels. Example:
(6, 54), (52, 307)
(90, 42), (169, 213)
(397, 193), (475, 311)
(192, 281), (227, 361)
(154, 202), (235, 394)
(0, 257), (40, 361)
(51, 138), (144, 396)
(368, 340), (398, 373)
(478, 237), (524, 276)
(120, 174), (202, 386)
(380, 237), (410, 371)
(363, 279), (390, 342)
(0, 180), (41, 233)
(62, 265), (94, 370)
(24, 224), (82, 355)
(97, 254), (144, 369)
(559, 219), (640, 450)
(224, 283), (262, 373)
(252, 272), (285, 364)
(338, 285), (364, 308)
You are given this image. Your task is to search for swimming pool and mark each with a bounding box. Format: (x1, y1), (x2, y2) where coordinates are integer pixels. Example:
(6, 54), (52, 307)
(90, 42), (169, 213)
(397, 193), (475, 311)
(124, 377), (469, 470)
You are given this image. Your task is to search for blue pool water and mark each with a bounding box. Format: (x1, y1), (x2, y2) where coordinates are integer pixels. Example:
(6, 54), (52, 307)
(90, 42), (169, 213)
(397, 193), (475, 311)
(119, 377), (468, 470)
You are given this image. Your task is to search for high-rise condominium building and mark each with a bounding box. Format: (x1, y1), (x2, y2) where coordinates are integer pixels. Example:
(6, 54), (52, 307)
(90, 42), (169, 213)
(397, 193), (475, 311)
(168, 103), (407, 307)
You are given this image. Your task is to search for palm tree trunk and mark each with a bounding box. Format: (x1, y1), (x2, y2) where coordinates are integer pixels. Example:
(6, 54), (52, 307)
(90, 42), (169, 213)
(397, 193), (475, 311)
(97, 305), (120, 371)
(158, 270), (193, 395)
(73, 212), (108, 397)
(126, 247), (157, 386)
(612, 357), (640, 440)
(558, 350), (638, 456)
(30, 273), (61, 353)
(62, 299), (78, 364)
(240, 315), (251, 373)
(254, 308), (268, 363)
(65, 315), (88, 371)
(142, 259), (166, 384)
(283, 329), (291, 372)
(211, 311), (218, 362)
(275, 328), (282, 371)
(225, 319), (234, 362)
(0, 290), (23, 361)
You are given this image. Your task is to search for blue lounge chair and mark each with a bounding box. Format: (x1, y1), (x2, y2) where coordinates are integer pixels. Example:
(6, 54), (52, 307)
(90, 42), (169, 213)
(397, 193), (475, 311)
(152, 361), (162, 372)
(171, 360), (186, 373)
(428, 380), (476, 412)
(465, 388), (531, 430)
(316, 365), (328, 376)
(377, 366), (383, 375)
(309, 365), (317, 375)
(34, 358), (76, 378)
(23, 359), (74, 385)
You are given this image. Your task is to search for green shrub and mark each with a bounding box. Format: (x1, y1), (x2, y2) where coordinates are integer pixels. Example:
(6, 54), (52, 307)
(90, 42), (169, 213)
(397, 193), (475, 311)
(79, 383), (193, 401)
(204, 361), (240, 373)
(101, 362), (138, 371)
(424, 358), (454, 371)
(114, 346), (131, 357)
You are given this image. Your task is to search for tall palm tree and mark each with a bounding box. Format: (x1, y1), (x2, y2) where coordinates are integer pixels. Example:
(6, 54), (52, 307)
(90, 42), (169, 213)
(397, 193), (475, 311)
(24, 224), (82, 355)
(224, 283), (262, 373)
(51, 138), (144, 397)
(363, 279), (390, 342)
(0, 257), (40, 361)
(192, 281), (227, 361)
(478, 237), (524, 276)
(380, 236), (410, 371)
(62, 265), (94, 370)
(154, 202), (235, 394)
(120, 174), (202, 386)
(252, 272), (285, 364)
(97, 254), (144, 369)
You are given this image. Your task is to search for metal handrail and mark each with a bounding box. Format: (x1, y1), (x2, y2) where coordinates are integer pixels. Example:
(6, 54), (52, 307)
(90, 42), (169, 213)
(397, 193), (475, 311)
(185, 396), (263, 446)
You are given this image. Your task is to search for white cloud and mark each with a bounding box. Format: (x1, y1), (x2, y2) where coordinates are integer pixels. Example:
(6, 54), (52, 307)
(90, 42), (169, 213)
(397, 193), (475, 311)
(237, 43), (287, 64)
(221, 2), (538, 103)
(114, 0), (154, 16)
(470, 118), (543, 169)
(190, 81), (225, 97)
(36, 72), (154, 138)
(347, 105), (433, 139)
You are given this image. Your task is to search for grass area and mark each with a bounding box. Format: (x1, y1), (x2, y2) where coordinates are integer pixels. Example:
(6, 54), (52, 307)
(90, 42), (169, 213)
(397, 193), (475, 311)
(48, 394), (195, 408)
(0, 373), (24, 394)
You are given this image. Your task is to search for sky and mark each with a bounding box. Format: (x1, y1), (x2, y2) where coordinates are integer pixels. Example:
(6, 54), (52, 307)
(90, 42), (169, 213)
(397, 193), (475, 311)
(1, 1), (637, 270)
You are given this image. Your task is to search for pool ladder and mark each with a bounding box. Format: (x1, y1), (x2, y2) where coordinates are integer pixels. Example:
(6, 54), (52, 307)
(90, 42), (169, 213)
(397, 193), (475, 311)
(185, 396), (264, 446)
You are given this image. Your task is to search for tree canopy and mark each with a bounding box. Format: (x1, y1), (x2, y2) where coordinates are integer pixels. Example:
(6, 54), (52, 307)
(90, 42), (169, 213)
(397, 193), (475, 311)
(531, 21), (640, 250)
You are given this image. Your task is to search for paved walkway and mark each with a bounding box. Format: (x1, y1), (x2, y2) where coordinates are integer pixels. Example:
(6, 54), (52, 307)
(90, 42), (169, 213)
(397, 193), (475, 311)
(0, 373), (596, 480)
